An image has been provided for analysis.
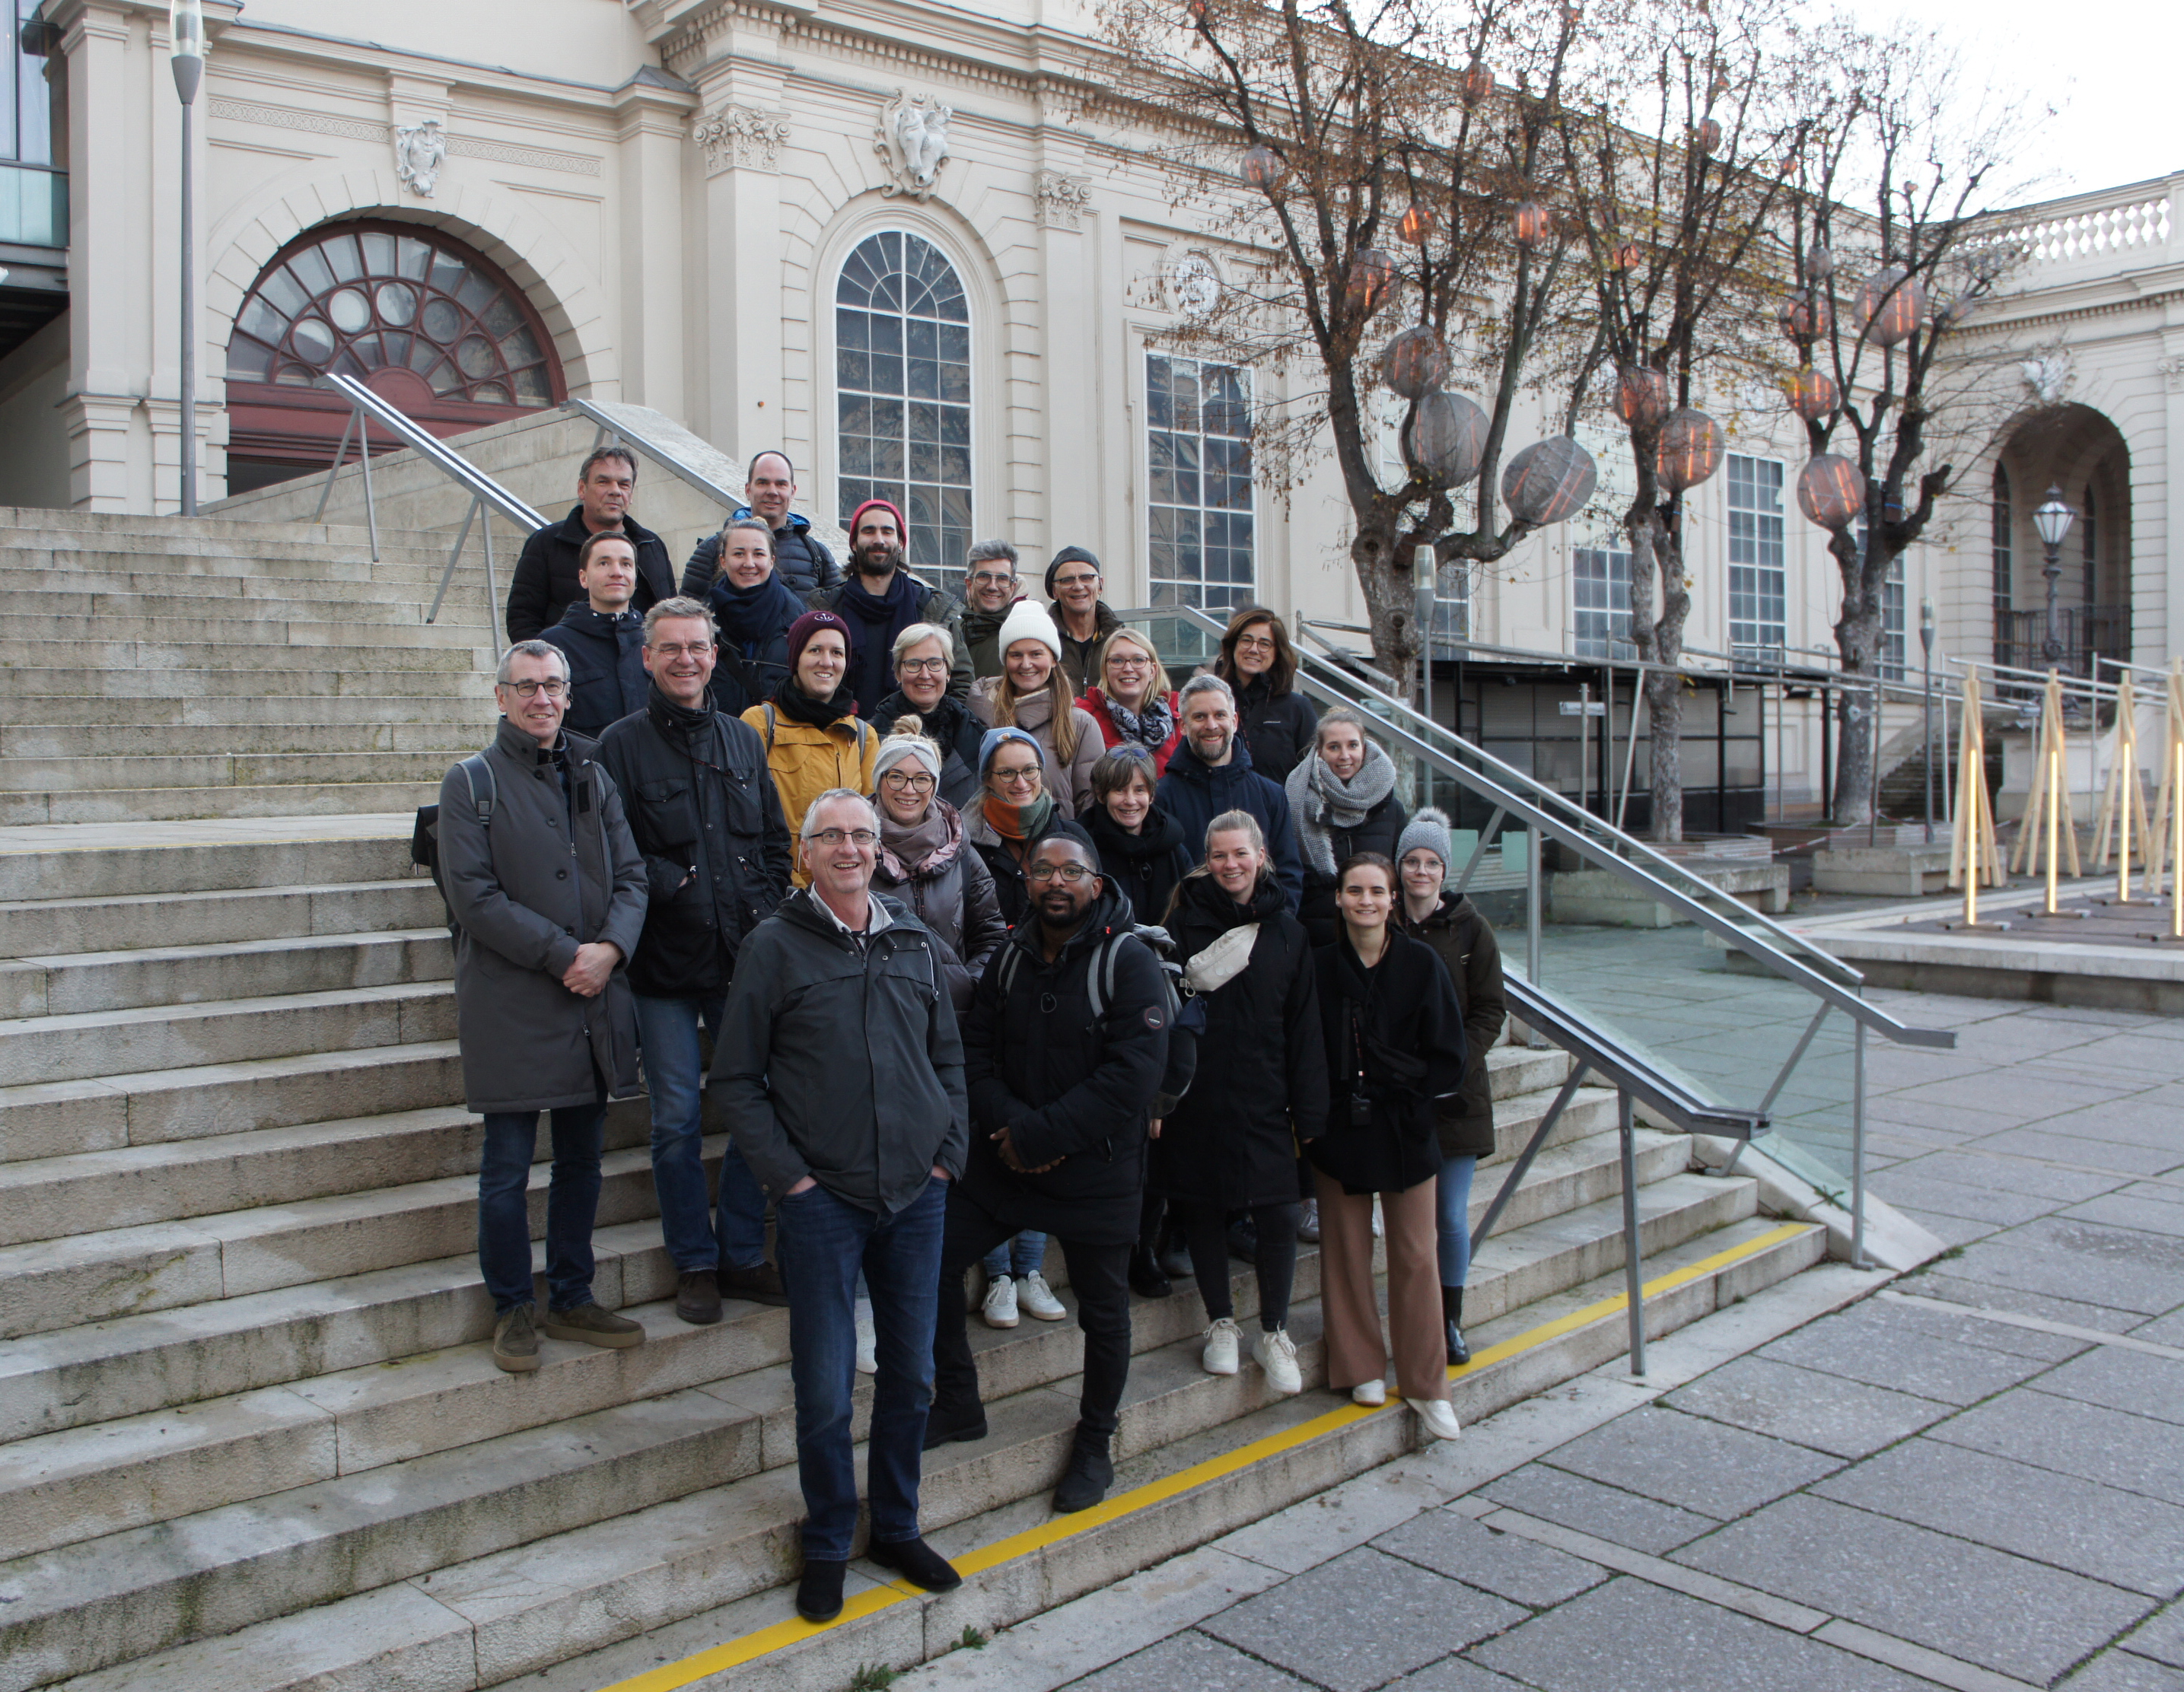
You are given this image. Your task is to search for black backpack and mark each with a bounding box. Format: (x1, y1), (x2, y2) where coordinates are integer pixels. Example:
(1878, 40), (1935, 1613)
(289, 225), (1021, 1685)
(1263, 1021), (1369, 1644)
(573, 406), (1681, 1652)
(995, 922), (1202, 1116)
(411, 753), (495, 933)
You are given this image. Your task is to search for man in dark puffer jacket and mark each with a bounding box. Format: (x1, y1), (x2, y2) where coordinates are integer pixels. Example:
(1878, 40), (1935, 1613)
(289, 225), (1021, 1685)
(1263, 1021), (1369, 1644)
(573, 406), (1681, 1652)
(539, 531), (648, 739)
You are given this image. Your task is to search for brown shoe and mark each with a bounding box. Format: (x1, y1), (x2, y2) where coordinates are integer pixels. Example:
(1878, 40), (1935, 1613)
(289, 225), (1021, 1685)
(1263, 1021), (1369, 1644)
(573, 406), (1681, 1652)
(542, 1302), (645, 1349)
(492, 1304), (540, 1373)
(676, 1270), (723, 1325)
(718, 1261), (790, 1307)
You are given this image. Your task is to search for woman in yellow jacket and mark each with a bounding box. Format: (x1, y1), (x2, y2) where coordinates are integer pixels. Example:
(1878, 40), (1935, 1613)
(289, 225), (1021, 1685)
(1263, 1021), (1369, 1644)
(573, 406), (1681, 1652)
(741, 609), (878, 885)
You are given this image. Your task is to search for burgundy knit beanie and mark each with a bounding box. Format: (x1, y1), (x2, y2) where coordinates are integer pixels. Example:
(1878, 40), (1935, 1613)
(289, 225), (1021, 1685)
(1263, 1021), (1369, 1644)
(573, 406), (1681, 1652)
(785, 609), (852, 673)
(847, 498), (909, 544)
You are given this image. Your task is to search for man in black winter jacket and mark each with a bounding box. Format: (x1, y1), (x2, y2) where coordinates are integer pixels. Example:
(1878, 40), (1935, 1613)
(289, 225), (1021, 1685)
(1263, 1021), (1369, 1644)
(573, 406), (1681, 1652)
(929, 822), (1170, 1515)
(505, 447), (676, 641)
(538, 532), (648, 739)
(677, 451), (845, 600)
(596, 598), (793, 1326)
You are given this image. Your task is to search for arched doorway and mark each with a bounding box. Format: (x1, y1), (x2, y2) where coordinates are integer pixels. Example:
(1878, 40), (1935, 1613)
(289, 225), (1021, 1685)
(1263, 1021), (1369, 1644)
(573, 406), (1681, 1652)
(1990, 403), (2130, 676)
(224, 219), (565, 492)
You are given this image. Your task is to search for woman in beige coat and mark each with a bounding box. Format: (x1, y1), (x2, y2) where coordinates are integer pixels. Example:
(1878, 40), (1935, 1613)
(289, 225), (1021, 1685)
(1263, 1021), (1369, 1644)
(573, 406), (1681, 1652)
(968, 600), (1101, 817)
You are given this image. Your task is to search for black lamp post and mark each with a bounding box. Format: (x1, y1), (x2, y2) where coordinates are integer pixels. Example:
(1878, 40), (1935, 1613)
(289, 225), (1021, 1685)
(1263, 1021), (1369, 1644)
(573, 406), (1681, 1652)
(2033, 485), (2077, 666)
(171, 0), (205, 517)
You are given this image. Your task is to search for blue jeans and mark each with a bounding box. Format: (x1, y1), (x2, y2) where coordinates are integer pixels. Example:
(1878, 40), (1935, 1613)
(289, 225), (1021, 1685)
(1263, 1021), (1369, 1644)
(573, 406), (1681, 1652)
(478, 1105), (606, 1313)
(632, 992), (767, 1272)
(981, 1230), (1047, 1280)
(773, 1175), (947, 1560)
(1437, 1153), (1478, 1287)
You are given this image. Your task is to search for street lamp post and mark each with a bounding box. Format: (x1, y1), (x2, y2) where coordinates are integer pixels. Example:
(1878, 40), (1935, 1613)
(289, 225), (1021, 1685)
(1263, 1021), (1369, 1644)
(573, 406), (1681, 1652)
(1920, 597), (1937, 843)
(170, 1), (205, 517)
(2033, 485), (2077, 668)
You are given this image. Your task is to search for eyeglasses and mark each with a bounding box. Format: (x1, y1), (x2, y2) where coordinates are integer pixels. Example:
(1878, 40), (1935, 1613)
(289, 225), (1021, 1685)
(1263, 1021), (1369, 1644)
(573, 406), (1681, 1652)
(897, 657), (950, 676)
(501, 678), (568, 698)
(990, 766), (1042, 788)
(1108, 653), (1151, 667)
(809, 829), (880, 848)
(1027, 863), (1097, 884)
(649, 642), (713, 660)
(880, 771), (936, 791)
(1053, 573), (1100, 590)
(1234, 634), (1277, 654)
(969, 571), (1017, 589)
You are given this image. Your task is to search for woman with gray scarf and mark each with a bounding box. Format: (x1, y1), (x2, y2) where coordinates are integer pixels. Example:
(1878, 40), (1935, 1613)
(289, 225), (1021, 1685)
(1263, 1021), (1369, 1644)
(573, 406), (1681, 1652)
(1288, 708), (1409, 948)
(868, 724), (1006, 1013)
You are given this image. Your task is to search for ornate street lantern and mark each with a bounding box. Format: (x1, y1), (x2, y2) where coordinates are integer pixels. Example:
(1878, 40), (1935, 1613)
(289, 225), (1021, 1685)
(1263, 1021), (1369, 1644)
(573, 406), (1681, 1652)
(1461, 63), (1495, 104)
(1608, 238), (1644, 272)
(1396, 200), (1438, 246)
(1240, 145), (1288, 191)
(1795, 455), (1864, 528)
(1854, 266), (1925, 348)
(1777, 288), (1832, 342)
(1381, 326), (1448, 399)
(1512, 201), (1553, 250)
(1656, 408), (1724, 492)
(1802, 245), (1834, 282)
(1406, 390), (1489, 486)
(1345, 246), (1396, 315)
(1784, 367), (1839, 421)
(1613, 365), (1672, 429)
(1694, 116), (1722, 154)
(1502, 437), (1598, 526)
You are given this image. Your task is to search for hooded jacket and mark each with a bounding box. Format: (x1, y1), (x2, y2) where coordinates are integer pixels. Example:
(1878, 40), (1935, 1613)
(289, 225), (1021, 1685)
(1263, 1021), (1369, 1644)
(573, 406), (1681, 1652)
(538, 600), (648, 740)
(739, 701), (880, 884)
(710, 888), (968, 1214)
(871, 799), (1008, 1013)
(505, 506), (673, 643)
(679, 508), (844, 600)
(1310, 929), (1467, 1195)
(437, 717), (648, 1114)
(959, 881), (1170, 1243)
(1226, 670), (1320, 784)
(1155, 735), (1305, 911)
(1081, 800), (1194, 927)
(1398, 892), (1507, 1159)
(969, 674), (1103, 818)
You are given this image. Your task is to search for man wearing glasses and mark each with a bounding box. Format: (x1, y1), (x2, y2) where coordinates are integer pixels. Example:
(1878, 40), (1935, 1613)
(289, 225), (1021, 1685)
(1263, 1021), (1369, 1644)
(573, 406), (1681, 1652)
(596, 599), (793, 1325)
(959, 539), (1024, 680)
(928, 821), (1170, 1516)
(711, 790), (969, 1624)
(1045, 545), (1123, 694)
(436, 641), (650, 1373)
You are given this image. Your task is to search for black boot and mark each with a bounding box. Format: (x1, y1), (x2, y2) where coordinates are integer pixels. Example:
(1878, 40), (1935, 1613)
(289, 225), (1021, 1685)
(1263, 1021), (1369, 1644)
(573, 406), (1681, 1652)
(1155, 1222), (1192, 1281)
(1053, 1427), (1114, 1514)
(797, 1557), (846, 1622)
(1443, 1285), (1470, 1367)
(922, 1395), (989, 1450)
(1227, 1210), (1259, 1266)
(1129, 1242), (1172, 1299)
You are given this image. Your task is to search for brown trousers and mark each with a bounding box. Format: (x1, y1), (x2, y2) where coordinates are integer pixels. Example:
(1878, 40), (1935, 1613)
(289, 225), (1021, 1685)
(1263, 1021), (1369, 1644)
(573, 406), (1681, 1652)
(1315, 1169), (1449, 1404)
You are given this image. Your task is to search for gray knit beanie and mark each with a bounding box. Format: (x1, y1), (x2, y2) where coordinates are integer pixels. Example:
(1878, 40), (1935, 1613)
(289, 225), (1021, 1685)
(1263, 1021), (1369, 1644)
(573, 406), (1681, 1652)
(1395, 806), (1456, 880)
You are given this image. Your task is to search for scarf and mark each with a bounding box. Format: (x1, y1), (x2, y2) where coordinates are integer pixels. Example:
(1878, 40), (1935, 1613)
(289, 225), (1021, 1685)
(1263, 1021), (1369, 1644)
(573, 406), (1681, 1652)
(837, 568), (925, 711)
(645, 683), (712, 748)
(1285, 742), (1397, 876)
(878, 799), (966, 883)
(771, 679), (858, 728)
(982, 790), (1057, 843)
(1096, 688), (1174, 752)
(708, 570), (804, 658)
(1083, 799), (1183, 860)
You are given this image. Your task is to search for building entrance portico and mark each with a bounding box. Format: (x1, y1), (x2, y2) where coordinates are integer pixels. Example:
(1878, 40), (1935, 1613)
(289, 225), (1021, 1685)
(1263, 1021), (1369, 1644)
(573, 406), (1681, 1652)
(1989, 401), (2133, 679)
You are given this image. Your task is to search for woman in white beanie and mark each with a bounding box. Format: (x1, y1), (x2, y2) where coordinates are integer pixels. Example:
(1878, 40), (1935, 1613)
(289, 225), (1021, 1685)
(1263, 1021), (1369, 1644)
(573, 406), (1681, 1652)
(969, 600), (1102, 816)
(868, 723), (1006, 1014)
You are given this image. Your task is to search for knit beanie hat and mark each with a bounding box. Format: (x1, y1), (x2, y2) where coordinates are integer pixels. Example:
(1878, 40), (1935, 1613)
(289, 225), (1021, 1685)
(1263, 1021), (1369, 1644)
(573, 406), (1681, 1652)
(872, 727), (943, 785)
(785, 608), (852, 675)
(1044, 544), (1102, 598)
(996, 599), (1064, 666)
(1030, 817), (1100, 862)
(1395, 806), (1457, 879)
(846, 498), (908, 545)
(978, 725), (1045, 779)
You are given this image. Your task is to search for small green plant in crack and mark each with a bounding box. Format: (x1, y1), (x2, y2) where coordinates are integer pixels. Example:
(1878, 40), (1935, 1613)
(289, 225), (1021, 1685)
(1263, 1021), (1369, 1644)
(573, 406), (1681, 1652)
(846, 1665), (896, 1690)
(957, 1624), (988, 1650)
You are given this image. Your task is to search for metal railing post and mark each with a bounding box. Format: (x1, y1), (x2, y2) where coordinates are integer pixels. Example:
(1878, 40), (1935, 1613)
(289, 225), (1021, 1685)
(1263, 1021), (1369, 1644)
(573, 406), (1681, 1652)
(1526, 825), (1544, 1048)
(313, 408), (357, 526)
(1619, 1088), (1647, 1378)
(357, 410), (378, 563)
(426, 496), (480, 627)
(1472, 1063), (1590, 1255)
(1851, 1018), (1870, 1270)
(481, 510), (502, 659)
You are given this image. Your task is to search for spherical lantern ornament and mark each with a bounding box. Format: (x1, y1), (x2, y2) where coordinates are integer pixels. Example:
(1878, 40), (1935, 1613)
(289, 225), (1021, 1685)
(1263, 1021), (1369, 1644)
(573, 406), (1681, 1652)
(1240, 145), (1288, 192)
(1801, 245), (1834, 282)
(1406, 390), (1489, 487)
(1694, 116), (1723, 155)
(1512, 201), (1553, 250)
(1609, 239), (1644, 272)
(1613, 365), (1672, 430)
(1461, 62), (1495, 104)
(1381, 326), (1449, 400)
(1345, 246), (1396, 315)
(1655, 408), (1724, 493)
(1795, 455), (1864, 530)
(1784, 367), (1839, 422)
(1854, 266), (1925, 348)
(1396, 200), (1438, 246)
(1777, 288), (1832, 342)
(1931, 293), (1974, 331)
(1502, 437), (1598, 528)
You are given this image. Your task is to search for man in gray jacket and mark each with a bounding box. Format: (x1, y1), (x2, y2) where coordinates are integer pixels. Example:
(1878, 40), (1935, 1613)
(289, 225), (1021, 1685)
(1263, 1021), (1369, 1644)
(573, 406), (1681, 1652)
(438, 640), (650, 1375)
(712, 789), (969, 1625)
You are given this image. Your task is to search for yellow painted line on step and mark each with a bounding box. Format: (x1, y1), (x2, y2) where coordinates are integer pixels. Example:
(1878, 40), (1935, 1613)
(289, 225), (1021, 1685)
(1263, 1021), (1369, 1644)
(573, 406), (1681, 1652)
(598, 1220), (1815, 1692)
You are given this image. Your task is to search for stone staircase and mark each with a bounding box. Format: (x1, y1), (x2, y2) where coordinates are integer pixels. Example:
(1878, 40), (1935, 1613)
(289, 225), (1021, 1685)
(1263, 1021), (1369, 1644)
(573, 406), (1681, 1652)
(0, 813), (1825, 1692)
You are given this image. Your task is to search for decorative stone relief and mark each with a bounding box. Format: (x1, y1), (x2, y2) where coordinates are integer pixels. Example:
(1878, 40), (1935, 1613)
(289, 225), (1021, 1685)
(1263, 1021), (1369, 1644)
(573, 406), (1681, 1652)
(393, 119), (447, 197)
(1034, 170), (1091, 230)
(2159, 357), (2184, 392)
(2020, 352), (2072, 405)
(875, 91), (951, 200)
(694, 103), (791, 176)
(1170, 253), (1220, 315)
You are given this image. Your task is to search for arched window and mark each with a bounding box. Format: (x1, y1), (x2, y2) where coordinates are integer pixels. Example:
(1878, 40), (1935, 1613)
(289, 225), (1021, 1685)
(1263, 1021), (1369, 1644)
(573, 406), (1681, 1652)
(224, 220), (563, 492)
(835, 231), (972, 585)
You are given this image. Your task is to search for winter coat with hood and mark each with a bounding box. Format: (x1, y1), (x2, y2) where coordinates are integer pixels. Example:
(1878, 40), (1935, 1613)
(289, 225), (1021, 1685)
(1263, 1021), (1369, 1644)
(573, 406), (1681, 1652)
(1078, 685), (1185, 775)
(1398, 891), (1507, 1159)
(871, 798), (1007, 1014)
(1310, 928), (1467, 1195)
(710, 888), (968, 1214)
(1081, 800), (1194, 927)
(969, 674), (1102, 818)
(739, 698), (879, 884)
(437, 717), (649, 1115)
(679, 508), (844, 600)
(871, 689), (985, 812)
(1052, 600), (1124, 695)
(1221, 669), (1319, 784)
(1155, 735), (1305, 911)
(1288, 747), (1410, 946)
(506, 507), (673, 643)
(1152, 871), (1329, 1210)
(960, 881), (1170, 1244)
(537, 600), (648, 741)
(594, 687), (793, 999)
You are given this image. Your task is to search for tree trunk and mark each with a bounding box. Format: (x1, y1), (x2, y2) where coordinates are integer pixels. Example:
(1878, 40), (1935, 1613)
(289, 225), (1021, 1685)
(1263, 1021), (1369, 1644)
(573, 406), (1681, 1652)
(1623, 496), (1691, 843)
(1353, 522), (1422, 698)
(1829, 531), (1888, 825)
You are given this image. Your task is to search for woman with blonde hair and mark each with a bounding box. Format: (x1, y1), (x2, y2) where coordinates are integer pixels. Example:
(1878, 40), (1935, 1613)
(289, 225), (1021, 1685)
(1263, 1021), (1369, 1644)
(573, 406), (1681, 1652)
(1078, 627), (1183, 774)
(1289, 706), (1408, 946)
(969, 601), (1101, 816)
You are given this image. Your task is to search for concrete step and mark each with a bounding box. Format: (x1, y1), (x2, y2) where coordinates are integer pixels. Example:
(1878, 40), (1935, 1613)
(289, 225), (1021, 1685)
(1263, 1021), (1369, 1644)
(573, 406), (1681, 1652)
(0, 695), (492, 727)
(0, 639), (486, 675)
(0, 829), (417, 902)
(0, 613), (488, 650)
(0, 879), (443, 956)
(2, 781), (445, 826)
(0, 929), (451, 1018)
(0, 667), (492, 702)
(0, 724), (482, 761)
(0, 750), (472, 796)
(2, 505), (447, 551)
(30, 569), (491, 607)
(0, 979), (452, 1086)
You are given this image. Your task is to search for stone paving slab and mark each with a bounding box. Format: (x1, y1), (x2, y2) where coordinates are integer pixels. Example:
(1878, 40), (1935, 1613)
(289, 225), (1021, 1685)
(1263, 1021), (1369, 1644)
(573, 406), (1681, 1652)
(1472, 1464), (1715, 1556)
(2030, 1347), (2184, 1427)
(1891, 1152), (2129, 1205)
(1063, 1629), (1321, 1691)
(2120, 1605), (2184, 1671)
(1369, 1509), (1607, 1608)
(2058, 1653), (2184, 1690)
(1868, 1169), (2071, 1226)
(2065, 1194), (2184, 1239)
(1908, 1271), (2149, 1334)
(1662, 1355), (1954, 1458)
(1758, 1299), (2077, 1403)
(1930, 1388), (2184, 1506)
(1540, 1404), (1843, 1520)
(1380, 1660), (1535, 1691)
(1966, 1129), (2183, 1180)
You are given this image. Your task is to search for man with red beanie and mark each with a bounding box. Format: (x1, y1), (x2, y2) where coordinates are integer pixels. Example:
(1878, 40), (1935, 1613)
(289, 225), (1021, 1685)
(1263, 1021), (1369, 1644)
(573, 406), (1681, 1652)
(807, 498), (971, 717)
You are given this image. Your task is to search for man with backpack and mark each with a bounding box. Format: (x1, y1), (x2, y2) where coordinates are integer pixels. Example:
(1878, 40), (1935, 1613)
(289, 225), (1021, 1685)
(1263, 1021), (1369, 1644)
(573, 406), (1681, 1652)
(431, 640), (650, 1374)
(927, 820), (1172, 1515)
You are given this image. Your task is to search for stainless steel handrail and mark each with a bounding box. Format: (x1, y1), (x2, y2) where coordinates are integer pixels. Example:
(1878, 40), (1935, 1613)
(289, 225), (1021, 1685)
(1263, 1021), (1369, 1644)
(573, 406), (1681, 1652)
(1505, 975), (1766, 1140)
(562, 397), (741, 514)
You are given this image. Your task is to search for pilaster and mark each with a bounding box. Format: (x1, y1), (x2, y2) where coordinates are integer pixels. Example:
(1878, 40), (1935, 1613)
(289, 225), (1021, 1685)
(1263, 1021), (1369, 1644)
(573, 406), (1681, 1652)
(613, 75), (698, 421)
(1032, 97), (1097, 568)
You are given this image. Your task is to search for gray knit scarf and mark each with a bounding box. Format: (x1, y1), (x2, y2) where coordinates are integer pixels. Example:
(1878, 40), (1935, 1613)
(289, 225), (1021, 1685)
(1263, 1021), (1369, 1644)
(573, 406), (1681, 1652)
(1285, 741), (1397, 875)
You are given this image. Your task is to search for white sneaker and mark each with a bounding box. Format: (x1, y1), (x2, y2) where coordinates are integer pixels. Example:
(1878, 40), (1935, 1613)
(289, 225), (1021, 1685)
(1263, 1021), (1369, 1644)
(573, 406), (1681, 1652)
(1201, 1316), (1242, 1376)
(854, 1300), (877, 1376)
(1297, 1198), (1321, 1244)
(1371, 1197), (1383, 1239)
(1017, 1271), (1066, 1321)
(981, 1275), (1019, 1329)
(1409, 1396), (1463, 1441)
(1351, 1379), (1387, 1407)
(1253, 1327), (1303, 1395)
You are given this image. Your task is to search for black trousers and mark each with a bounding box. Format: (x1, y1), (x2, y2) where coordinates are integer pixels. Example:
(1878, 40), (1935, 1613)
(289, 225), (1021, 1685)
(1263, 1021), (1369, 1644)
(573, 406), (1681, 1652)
(1181, 1201), (1299, 1330)
(933, 1185), (1135, 1440)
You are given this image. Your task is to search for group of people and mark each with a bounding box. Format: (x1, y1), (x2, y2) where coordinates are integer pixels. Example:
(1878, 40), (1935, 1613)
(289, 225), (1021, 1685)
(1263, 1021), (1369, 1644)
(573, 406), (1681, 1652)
(441, 448), (1505, 1628)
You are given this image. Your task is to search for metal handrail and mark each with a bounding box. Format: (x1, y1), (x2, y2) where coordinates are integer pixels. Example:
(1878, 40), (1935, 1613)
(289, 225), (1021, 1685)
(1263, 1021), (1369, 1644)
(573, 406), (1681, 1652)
(562, 397), (742, 514)
(1506, 975), (1765, 1140)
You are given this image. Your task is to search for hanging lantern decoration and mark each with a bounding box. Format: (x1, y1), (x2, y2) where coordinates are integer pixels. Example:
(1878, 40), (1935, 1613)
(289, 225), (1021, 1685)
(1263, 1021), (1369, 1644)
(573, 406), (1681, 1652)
(1381, 326), (1449, 399)
(1784, 367), (1839, 421)
(1795, 454), (1864, 529)
(1345, 247), (1396, 316)
(1240, 145), (1288, 192)
(1608, 238), (1644, 272)
(1801, 245), (1834, 282)
(1613, 364), (1673, 430)
(1461, 62), (1495, 104)
(1512, 201), (1553, 250)
(1406, 390), (1489, 486)
(1561, 2), (1583, 24)
(1931, 293), (1974, 330)
(1777, 288), (1832, 342)
(1186, 0), (1211, 21)
(1396, 199), (1438, 246)
(1502, 437), (1598, 527)
(1655, 408), (1724, 493)
(1854, 266), (1925, 347)
(1694, 116), (1723, 154)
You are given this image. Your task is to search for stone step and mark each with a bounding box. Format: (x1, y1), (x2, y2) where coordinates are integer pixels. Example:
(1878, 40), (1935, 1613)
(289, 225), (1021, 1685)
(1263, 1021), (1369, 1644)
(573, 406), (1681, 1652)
(0, 978), (451, 1086)
(0, 830), (417, 903)
(31, 568), (492, 607)
(30, 545), (463, 585)
(2, 781), (445, 827)
(0, 750), (471, 796)
(0, 724), (483, 761)
(0, 928), (451, 1018)
(0, 695), (492, 727)
(0, 639), (486, 675)
(0, 667), (492, 702)
(0, 878), (443, 956)
(0, 613), (489, 650)
(2, 506), (447, 551)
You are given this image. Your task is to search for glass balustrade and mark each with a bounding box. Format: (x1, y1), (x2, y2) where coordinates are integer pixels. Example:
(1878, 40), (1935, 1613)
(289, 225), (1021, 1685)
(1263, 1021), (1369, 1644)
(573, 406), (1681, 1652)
(0, 164), (65, 247)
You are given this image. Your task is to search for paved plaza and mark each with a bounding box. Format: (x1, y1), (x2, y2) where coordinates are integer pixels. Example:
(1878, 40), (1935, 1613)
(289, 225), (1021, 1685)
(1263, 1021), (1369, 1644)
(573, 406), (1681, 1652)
(899, 988), (2184, 1692)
